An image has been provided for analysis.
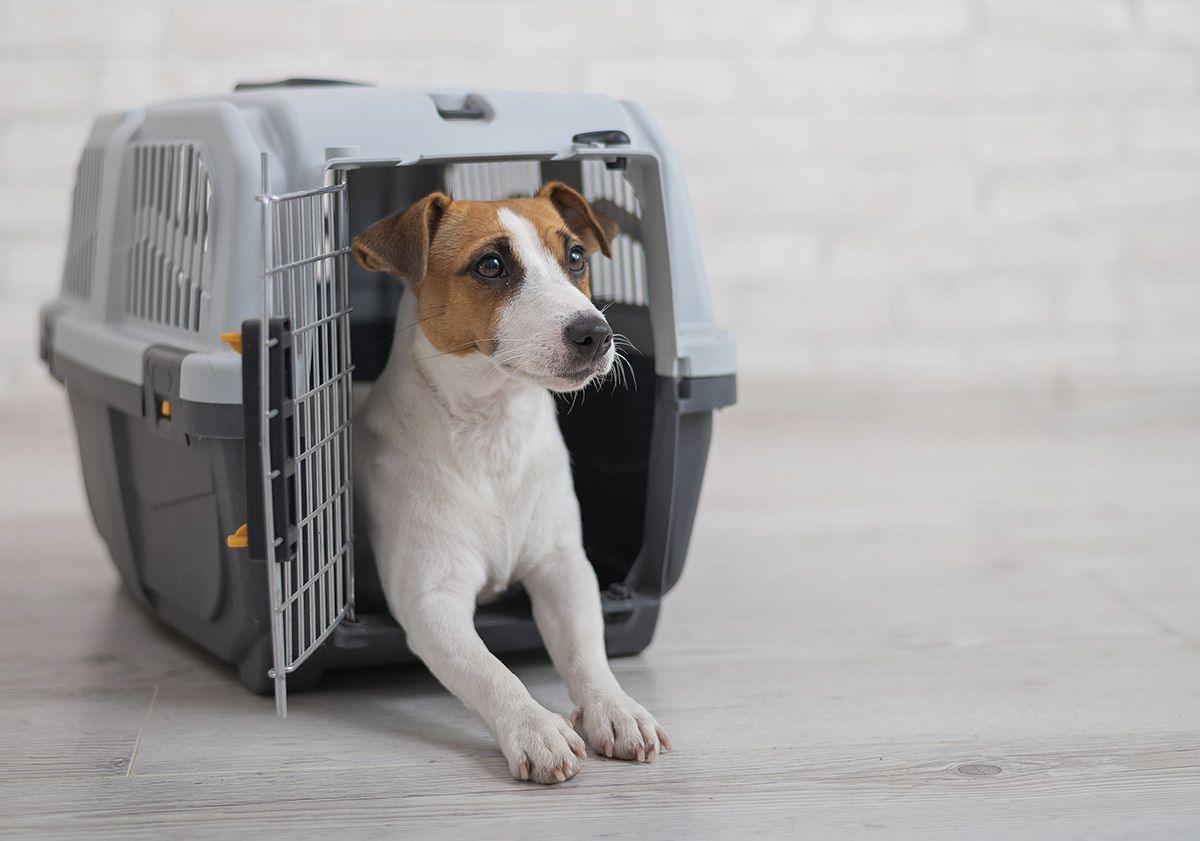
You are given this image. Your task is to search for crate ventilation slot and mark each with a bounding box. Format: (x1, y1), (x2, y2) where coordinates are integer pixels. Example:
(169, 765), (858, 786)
(444, 161), (541, 201)
(126, 143), (212, 332)
(62, 147), (105, 299)
(582, 161), (647, 307)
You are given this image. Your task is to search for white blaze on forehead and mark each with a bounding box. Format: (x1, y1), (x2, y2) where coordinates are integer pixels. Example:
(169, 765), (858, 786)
(494, 208), (582, 296)
(497, 207), (564, 287)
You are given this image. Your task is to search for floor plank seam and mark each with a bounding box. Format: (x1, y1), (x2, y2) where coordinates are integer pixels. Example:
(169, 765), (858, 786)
(125, 685), (159, 778)
(1086, 572), (1200, 653)
(0, 679), (231, 695)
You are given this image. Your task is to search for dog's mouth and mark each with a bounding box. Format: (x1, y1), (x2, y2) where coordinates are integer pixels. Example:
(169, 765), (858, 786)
(560, 361), (605, 382)
(497, 354), (613, 393)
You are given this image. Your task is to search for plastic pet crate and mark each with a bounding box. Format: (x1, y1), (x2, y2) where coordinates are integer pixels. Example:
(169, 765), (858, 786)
(39, 81), (736, 716)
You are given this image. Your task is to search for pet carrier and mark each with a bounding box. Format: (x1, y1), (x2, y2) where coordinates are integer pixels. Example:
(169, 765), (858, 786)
(39, 81), (736, 717)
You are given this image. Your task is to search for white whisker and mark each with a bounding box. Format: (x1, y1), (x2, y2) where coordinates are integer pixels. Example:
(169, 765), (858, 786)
(611, 332), (642, 355)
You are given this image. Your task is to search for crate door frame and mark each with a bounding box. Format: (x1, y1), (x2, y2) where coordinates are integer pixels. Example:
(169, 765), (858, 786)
(256, 156), (356, 718)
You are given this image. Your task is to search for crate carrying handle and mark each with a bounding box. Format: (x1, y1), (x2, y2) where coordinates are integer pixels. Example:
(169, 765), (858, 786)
(429, 92), (489, 121)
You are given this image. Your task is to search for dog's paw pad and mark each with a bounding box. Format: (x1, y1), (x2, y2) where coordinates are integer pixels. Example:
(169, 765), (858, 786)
(501, 708), (586, 784)
(573, 694), (670, 763)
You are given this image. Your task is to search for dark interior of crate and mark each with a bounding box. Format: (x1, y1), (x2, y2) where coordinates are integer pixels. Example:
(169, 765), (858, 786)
(344, 160), (655, 613)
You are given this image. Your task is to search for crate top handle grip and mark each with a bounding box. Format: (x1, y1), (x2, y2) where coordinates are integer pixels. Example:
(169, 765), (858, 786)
(428, 92), (491, 121)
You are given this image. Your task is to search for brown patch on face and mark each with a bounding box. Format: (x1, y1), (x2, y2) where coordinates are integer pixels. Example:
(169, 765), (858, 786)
(353, 197), (517, 355)
(351, 185), (619, 356)
(417, 202), (518, 355)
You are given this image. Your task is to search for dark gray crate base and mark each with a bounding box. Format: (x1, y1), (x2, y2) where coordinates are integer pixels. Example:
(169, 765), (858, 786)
(237, 598), (660, 695)
(65, 386), (270, 674)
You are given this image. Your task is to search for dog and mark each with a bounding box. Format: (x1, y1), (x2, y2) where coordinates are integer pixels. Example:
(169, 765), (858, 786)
(351, 182), (669, 784)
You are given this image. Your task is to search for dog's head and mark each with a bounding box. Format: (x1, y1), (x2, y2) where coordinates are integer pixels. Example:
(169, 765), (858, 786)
(352, 182), (618, 393)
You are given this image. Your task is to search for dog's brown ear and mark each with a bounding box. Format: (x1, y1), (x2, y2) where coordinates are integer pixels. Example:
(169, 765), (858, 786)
(351, 192), (451, 283)
(537, 181), (617, 258)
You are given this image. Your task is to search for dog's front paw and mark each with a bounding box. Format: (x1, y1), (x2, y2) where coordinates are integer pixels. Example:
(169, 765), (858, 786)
(499, 706), (587, 784)
(572, 694), (671, 763)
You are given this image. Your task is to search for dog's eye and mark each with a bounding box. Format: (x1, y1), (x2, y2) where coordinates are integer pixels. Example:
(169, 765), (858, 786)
(474, 254), (506, 280)
(567, 245), (586, 274)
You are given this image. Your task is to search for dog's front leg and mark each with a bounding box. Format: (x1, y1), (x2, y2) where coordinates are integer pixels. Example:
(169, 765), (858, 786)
(398, 579), (586, 783)
(523, 551), (671, 762)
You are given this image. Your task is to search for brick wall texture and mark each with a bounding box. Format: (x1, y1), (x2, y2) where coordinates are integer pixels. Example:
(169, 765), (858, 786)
(2, 0), (1199, 394)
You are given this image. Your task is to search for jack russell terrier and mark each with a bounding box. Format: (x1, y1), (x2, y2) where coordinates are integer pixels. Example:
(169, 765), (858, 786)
(351, 182), (669, 784)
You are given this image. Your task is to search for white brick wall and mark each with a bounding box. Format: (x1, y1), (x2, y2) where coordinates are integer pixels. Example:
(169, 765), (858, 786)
(2, 0), (1199, 396)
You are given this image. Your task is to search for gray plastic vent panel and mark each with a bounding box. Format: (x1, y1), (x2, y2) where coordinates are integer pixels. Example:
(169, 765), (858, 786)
(444, 161), (541, 201)
(126, 143), (212, 332)
(591, 233), (647, 307)
(62, 147), (105, 299)
(581, 161), (646, 306)
(581, 159), (642, 219)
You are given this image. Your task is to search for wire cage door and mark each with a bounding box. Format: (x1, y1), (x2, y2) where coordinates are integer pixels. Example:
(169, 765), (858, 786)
(256, 157), (355, 718)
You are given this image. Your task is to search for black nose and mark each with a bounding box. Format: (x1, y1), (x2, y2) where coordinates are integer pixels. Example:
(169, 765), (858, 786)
(563, 313), (613, 363)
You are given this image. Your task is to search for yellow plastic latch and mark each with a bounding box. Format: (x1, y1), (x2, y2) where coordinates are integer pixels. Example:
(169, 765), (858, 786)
(160, 400), (172, 418)
(226, 523), (249, 549)
(221, 331), (243, 354)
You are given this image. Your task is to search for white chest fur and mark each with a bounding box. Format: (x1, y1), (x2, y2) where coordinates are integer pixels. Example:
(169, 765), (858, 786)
(354, 294), (579, 607)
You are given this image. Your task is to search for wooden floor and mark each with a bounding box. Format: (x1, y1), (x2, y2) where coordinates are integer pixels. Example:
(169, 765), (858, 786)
(2, 380), (1199, 839)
